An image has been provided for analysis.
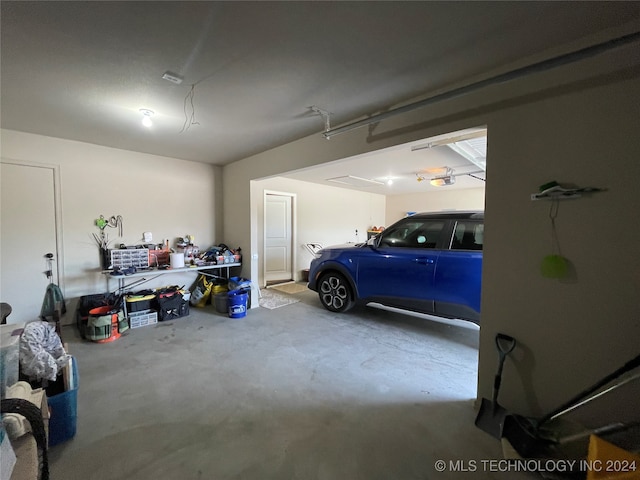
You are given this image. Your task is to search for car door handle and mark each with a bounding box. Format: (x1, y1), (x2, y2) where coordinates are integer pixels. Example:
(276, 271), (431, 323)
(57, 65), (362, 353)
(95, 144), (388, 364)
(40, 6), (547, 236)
(413, 258), (435, 265)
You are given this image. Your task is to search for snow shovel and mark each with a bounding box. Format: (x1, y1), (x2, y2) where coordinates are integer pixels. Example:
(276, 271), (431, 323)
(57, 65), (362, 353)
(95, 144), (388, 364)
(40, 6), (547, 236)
(502, 352), (640, 458)
(475, 333), (517, 439)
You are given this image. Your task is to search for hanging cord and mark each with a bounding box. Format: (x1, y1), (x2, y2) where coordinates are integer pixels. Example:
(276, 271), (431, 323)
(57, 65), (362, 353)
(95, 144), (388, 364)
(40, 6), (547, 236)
(180, 84), (200, 133)
(467, 173), (486, 182)
(549, 198), (563, 256)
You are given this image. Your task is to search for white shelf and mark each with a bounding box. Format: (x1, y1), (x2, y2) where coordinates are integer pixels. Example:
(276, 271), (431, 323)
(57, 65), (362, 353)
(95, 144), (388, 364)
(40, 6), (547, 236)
(102, 263), (242, 296)
(530, 192), (582, 201)
(102, 263), (241, 280)
(531, 186), (604, 201)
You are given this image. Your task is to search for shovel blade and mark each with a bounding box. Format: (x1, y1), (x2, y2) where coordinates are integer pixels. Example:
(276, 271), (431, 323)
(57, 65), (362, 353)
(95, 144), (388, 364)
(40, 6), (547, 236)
(475, 397), (508, 439)
(501, 414), (557, 459)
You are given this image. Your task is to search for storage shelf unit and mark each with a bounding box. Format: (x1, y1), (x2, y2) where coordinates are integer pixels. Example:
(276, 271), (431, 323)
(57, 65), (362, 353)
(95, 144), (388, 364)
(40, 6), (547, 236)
(102, 263), (242, 317)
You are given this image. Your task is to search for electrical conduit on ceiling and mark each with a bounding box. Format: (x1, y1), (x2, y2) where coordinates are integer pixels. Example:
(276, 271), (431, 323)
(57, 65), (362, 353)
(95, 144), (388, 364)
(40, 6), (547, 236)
(322, 31), (640, 139)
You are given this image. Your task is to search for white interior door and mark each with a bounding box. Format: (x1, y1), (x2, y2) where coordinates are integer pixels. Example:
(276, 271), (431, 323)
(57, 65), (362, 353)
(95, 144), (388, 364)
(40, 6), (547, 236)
(1, 162), (59, 324)
(264, 193), (293, 285)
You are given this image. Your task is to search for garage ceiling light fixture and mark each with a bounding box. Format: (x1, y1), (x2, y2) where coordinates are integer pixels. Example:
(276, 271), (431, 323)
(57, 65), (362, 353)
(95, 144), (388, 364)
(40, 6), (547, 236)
(416, 167), (456, 186)
(429, 167), (456, 187)
(416, 167), (486, 186)
(140, 109), (154, 128)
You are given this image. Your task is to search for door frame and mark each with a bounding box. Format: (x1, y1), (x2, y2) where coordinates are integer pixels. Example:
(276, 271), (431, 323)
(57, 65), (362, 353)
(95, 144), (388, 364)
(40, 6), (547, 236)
(263, 190), (297, 288)
(0, 158), (65, 292)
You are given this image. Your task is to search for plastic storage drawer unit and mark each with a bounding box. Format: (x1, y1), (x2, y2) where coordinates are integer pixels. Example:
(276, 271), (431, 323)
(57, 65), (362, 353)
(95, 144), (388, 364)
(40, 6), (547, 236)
(129, 309), (158, 329)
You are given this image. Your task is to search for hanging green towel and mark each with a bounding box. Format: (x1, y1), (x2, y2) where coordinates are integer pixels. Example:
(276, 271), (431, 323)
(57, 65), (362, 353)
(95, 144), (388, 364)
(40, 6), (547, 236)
(40, 283), (66, 322)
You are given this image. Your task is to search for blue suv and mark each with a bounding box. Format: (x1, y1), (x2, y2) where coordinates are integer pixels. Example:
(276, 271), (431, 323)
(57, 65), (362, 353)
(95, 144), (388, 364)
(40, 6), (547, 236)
(308, 211), (483, 324)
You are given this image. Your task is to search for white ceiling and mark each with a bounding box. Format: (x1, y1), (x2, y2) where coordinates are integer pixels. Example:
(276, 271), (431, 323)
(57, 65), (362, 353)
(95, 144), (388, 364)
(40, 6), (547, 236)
(282, 127), (488, 195)
(2, 2), (638, 194)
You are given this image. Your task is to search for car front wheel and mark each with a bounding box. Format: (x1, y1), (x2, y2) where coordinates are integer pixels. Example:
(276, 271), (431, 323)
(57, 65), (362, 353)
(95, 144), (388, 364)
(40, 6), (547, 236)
(318, 272), (354, 312)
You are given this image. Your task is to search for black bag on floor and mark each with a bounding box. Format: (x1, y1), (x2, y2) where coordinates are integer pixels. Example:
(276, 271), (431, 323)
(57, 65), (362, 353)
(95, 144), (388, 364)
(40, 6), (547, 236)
(155, 291), (189, 321)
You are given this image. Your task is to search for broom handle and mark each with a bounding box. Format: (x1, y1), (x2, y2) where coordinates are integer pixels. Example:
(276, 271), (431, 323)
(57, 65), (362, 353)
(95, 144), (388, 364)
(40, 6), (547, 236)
(539, 353), (640, 427)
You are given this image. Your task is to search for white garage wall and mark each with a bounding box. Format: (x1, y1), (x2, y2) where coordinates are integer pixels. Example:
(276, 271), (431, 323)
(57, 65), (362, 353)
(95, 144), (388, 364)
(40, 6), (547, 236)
(384, 187), (485, 225)
(1, 129), (222, 322)
(481, 79), (640, 424)
(252, 176), (385, 285)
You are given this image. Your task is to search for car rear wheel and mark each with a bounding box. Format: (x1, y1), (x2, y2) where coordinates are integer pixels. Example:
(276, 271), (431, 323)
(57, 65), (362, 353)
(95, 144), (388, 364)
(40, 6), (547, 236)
(318, 272), (354, 312)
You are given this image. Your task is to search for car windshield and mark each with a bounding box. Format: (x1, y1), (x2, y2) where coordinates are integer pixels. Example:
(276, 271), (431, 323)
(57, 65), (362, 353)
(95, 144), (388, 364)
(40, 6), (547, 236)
(378, 219), (445, 248)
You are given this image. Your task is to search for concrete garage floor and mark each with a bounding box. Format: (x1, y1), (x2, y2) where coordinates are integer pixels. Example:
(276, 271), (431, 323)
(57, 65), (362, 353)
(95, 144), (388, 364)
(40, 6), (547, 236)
(49, 289), (537, 480)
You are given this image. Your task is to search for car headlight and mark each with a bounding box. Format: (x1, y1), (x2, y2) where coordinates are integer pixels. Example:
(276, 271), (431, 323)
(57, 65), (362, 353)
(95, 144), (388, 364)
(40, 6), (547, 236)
(314, 250), (324, 259)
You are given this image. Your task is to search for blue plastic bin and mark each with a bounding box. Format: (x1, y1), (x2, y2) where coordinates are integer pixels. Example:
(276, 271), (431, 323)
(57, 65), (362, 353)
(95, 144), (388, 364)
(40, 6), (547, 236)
(48, 356), (79, 447)
(228, 277), (252, 292)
